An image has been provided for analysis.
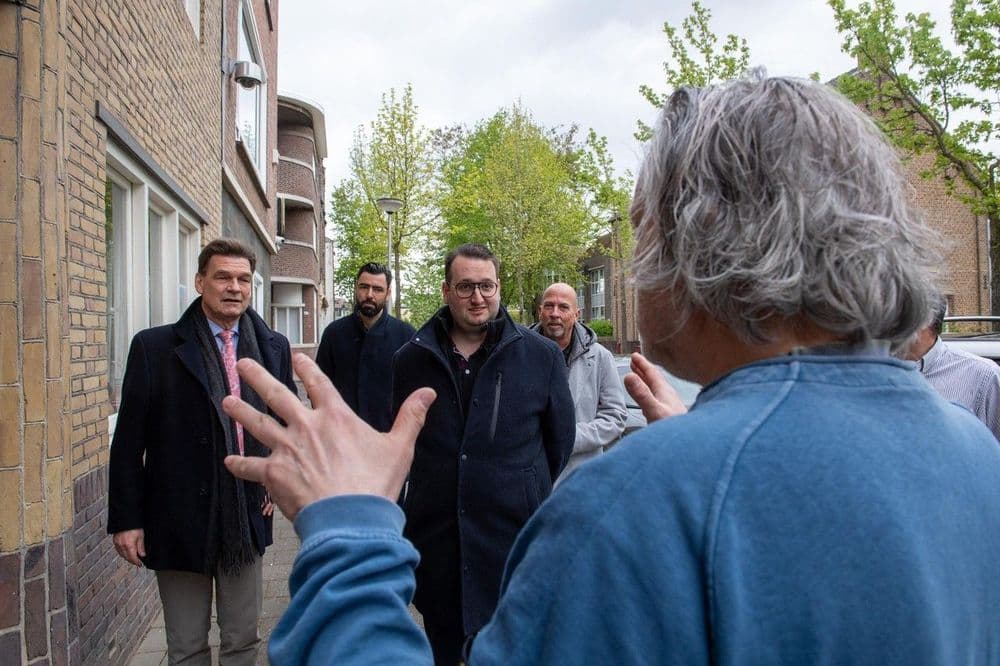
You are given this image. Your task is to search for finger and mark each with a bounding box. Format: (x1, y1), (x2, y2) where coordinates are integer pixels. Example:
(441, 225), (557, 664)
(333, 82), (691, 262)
(623, 373), (658, 414)
(235, 358), (308, 424)
(223, 395), (285, 451)
(225, 454), (270, 484)
(124, 544), (141, 567)
(631, 352), (671, 397)
(390, 388), (436, 446)
(293, 353), (347, 411)
(137, 533), (146, 558)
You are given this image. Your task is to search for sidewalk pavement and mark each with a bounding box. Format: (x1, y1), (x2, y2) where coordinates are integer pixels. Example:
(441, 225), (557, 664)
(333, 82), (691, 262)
(128, 510), (300, 665)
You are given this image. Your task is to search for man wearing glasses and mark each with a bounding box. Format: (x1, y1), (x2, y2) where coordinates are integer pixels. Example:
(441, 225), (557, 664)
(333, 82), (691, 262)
(316, 262), (415, 432)
(391, 243), (575, 664)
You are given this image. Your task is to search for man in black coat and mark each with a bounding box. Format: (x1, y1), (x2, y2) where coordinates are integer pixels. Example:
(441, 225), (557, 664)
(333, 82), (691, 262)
(316, 262), (415, 432)
(107, 239), (296, 665)
(392, 243), (575, 665)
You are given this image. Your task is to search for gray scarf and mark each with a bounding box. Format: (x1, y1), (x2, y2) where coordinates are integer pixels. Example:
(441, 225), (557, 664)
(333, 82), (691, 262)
(192, 306), (267, 575)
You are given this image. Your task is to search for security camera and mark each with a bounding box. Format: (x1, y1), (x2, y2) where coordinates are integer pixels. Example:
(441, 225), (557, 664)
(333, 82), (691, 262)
(231, 60), (263, 89)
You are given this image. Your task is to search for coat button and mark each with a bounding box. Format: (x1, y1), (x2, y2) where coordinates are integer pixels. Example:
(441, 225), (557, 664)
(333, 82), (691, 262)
(460, 454), (467, 461)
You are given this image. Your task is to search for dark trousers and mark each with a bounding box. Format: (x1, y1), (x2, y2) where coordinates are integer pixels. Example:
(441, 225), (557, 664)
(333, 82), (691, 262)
(415, 550), (466, 666)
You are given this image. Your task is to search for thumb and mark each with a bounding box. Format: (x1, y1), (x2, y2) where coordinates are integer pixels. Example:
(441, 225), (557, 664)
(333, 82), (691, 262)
(391, 388), (436, 445)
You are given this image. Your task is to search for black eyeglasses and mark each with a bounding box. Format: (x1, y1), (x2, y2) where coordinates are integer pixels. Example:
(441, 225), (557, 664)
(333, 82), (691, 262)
(451, 281), (498, 298)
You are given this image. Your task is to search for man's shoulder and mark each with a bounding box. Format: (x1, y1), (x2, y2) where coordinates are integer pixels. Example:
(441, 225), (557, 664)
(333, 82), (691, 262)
(512, 323), (560, 355)
(941, 342), (1000, 379)
(133, 322), (180, 347)
(385, 314), (416, 335)
(326, 314), (357, 332)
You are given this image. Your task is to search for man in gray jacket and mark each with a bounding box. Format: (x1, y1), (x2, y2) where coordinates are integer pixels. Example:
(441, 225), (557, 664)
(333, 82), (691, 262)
(533, 281), (627, 483)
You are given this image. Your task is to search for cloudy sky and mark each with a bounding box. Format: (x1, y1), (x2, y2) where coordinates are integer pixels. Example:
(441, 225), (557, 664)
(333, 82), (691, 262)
(277, 0), (952, 186)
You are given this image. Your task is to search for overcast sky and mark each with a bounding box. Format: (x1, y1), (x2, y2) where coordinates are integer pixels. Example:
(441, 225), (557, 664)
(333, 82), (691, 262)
(277, 0), (952, 187)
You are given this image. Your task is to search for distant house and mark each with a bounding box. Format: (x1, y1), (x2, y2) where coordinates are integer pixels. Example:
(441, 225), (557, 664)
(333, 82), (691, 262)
(581, 141), (990, 358)
(0, 1), (295, 662)
(272, 92), (328, 357)
(578, 232), (640, 355)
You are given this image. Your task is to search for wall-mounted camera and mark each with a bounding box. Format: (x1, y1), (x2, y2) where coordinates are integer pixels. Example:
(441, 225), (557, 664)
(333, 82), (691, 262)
(231, 60), (263, 89)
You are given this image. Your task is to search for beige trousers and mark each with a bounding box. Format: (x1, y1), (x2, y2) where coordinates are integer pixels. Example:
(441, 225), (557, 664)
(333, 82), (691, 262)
(155, 555), (263, 665)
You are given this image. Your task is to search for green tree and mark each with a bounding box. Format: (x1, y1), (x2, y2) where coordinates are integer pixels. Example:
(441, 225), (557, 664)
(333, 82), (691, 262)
(329, 84), (439, 317)
(636, 0), (750, 141)
(829, 0), (1000, 312)
(439, 106), (593, 321)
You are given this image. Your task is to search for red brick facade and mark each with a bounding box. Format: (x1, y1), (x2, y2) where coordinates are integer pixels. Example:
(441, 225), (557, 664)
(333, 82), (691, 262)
(272, 94), (327, 355)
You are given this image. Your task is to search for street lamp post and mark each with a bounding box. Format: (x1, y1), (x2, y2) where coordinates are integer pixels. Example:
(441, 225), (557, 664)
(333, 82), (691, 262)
(376, 196), (404, 318)
(375, 196), (403, 268)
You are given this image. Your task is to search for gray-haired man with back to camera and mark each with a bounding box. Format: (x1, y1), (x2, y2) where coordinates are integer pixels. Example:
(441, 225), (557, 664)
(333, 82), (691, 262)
(221, 71), (1000, 665)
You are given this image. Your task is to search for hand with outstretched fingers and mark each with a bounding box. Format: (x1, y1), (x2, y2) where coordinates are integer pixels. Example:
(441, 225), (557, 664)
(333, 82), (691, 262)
(623, 352), (688, 424)
(222, 353), (436, 522)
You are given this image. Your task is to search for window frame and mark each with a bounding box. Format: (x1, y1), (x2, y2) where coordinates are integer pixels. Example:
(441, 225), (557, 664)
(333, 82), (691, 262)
(106, 143), (201, 430)
(236, 0), (268, 184)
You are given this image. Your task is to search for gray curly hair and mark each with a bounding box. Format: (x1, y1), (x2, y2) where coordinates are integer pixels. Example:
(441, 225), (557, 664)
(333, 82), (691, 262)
(631, 70), (943, 347)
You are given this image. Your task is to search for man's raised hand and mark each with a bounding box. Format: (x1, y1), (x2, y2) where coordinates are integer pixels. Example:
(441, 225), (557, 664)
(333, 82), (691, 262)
(222, 353), (436, 521)
(623, 352), (688, 424)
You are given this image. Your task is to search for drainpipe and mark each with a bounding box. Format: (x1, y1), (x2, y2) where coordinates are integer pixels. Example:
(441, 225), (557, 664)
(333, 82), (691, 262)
(220, 0), (228, 235)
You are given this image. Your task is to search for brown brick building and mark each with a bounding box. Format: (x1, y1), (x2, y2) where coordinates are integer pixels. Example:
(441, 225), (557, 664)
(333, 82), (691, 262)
(0, 0), (284, 663)
(272, 92), (328, 357)
(582, 162), (991, 355)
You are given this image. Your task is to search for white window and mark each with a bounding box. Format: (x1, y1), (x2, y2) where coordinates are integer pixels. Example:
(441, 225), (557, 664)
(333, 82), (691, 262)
(105, 144), (201, 417)
(252, 271), (265, 314)
(183, 0), (200, 38)
(271, 282), (303, 344)
(236, 1), (267, 182)
(576, 283), (585, 312)
(589, 268), (605, 309)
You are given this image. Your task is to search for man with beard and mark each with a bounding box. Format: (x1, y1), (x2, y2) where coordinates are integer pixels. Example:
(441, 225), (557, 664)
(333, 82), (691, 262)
(530, 282), (627, 483)
(316, 262), (415, 432)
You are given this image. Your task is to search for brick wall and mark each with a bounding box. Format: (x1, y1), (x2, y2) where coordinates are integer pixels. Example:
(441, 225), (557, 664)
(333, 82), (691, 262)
(223, 0), (278, 243)
(277, 158), (318, 202)
(903, 152), (989, 315)
(0, 0), (238, 663)
(272, 242), (320, 284)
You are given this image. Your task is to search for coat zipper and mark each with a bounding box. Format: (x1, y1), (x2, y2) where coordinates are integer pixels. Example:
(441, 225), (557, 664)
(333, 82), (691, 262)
(489, 371), (503, 442)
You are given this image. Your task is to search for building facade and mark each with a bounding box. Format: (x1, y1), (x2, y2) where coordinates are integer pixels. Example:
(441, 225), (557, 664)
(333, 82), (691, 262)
(0, 0), (283, 663)
(272, 92), (328, 357)
(581, 160), (991, 357)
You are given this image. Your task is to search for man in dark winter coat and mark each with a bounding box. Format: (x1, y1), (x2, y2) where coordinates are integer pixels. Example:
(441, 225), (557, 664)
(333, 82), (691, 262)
(316, 262), (415, 432)
(391, 243), (575, 664)
(107, 238), (296, 665)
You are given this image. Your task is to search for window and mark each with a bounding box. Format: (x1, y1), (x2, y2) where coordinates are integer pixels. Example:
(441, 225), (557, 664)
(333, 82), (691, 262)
(576, 283), (585, 312)
(588, 268), (606, 321)
(105, 144), (201, 416)
(236, 1), (267, 181)
(183, 0), (200, 38)
(252, 271), (265, 314)
(272, 282), (303, 344)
